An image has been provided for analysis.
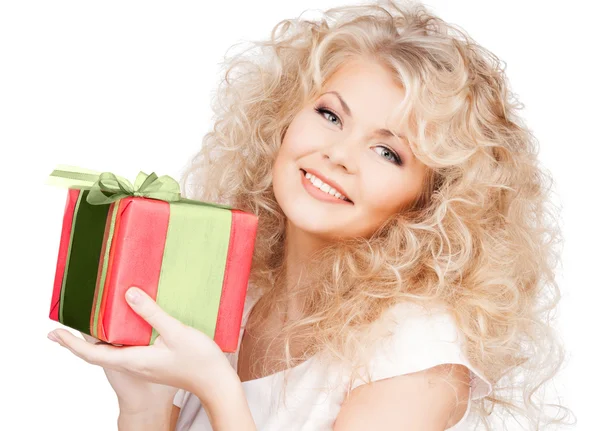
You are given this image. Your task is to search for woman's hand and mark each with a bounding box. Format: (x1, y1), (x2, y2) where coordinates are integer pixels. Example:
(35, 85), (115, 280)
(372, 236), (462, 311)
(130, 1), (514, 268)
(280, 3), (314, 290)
(79, 333), (179, 414)
(47, 286), (235, 409)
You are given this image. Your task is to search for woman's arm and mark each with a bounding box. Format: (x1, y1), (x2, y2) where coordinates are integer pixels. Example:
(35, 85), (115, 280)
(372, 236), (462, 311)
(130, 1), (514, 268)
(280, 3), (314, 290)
(334, 364), (471, 431)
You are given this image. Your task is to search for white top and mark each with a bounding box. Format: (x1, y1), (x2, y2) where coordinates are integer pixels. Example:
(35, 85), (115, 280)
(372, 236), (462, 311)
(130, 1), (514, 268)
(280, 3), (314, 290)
(173, 292), (492, 430)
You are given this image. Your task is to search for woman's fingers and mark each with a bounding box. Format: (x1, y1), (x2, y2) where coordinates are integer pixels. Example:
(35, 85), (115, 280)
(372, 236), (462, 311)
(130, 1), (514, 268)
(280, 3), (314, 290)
(125, 287), (186, 342)
(81, 333), (97, 343)
(49, 329), (123, 368)
(81, 333), (107, 344)
(49, 328), (161, 378)
(46, 287), (187, 375)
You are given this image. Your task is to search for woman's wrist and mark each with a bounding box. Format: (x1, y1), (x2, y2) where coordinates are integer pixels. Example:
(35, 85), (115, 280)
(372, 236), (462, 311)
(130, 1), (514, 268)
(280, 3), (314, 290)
(117, 395), (173, 416)
(117, 404), (173, 431)
(189, 358), (235, 403)
(194, 365), (256, 430)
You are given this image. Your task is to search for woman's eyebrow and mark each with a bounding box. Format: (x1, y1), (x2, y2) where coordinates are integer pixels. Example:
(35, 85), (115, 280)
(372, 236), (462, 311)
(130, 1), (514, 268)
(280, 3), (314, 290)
(323, 90), (353, 117)
(322, 90), (409, 145)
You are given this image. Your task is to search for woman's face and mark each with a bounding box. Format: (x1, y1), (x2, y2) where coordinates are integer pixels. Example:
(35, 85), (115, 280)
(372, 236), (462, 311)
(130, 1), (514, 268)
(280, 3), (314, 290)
(272, 57), (427, 243)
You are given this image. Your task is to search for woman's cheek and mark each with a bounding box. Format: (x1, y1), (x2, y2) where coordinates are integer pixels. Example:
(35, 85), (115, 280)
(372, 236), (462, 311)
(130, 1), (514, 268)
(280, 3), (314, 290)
(366, 175), (406, 214)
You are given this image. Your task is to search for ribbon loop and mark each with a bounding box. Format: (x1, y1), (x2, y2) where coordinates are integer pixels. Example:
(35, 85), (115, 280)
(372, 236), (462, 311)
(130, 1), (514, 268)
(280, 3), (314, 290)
(46, 164), (182, 206)
(46, 164), (233, 210)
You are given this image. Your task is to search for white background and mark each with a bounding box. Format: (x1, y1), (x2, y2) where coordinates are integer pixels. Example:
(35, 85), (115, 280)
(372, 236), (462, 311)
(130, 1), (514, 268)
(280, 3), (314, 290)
(1, 1), (596, 429)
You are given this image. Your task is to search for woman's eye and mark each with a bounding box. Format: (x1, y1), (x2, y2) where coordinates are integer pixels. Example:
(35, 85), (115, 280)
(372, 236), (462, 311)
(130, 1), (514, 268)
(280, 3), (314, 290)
(313, 105), (402, 166)
(374, 145), (402, 165)
(314, 106), (341, 127)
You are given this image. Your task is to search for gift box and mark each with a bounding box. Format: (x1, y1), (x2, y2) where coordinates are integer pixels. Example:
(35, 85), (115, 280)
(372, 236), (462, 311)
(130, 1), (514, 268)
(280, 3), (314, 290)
(46, 165), (258, 352)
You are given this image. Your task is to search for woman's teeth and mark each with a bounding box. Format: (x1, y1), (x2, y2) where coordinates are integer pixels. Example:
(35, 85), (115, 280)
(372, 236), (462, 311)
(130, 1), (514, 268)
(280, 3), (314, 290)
(303, 171), (350, 202)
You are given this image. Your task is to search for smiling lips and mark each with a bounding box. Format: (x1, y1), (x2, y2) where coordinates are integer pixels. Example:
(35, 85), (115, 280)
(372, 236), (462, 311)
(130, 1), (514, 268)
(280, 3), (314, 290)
(300, 169), (354, 205)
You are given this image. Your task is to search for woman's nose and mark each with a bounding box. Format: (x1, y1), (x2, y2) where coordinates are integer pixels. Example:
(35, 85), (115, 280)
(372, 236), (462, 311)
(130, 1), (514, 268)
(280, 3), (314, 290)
(321, 139), (357, 173)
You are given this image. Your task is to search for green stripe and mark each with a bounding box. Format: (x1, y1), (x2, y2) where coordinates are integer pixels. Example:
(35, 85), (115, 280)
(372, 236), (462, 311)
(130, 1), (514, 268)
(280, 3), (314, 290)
(91, 199), (121, 337)
(60, 189), (111, 334)
(59, 191), (84, 323)
(151, 202), (232, 344)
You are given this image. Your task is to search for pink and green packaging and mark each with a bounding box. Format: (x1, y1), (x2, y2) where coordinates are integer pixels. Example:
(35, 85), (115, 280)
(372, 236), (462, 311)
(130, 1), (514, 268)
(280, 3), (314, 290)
(47, 165), (258, 352)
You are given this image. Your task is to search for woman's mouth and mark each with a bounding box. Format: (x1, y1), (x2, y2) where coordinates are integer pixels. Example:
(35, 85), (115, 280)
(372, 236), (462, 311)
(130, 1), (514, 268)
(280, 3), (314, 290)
(300, 169), (354, 205)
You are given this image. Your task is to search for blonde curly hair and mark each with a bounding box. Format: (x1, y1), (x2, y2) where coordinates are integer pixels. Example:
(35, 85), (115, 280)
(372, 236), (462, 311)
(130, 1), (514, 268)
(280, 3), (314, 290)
(180, 0), (572, 428)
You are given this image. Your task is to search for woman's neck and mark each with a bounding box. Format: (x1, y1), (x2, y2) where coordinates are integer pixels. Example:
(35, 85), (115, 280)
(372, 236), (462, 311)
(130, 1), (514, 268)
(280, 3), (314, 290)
(283, 220), (330, 280)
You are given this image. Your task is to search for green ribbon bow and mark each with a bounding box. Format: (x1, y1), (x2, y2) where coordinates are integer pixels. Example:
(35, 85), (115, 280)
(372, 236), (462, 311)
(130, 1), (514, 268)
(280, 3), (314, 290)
(46, 164), (232, 209)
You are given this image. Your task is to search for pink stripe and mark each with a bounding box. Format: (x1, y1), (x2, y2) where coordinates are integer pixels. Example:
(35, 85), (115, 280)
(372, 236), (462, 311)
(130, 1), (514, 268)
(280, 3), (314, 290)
(49, 189), (80, 321)
(101, 197), (170, 345)
(213, 210), (258, 352)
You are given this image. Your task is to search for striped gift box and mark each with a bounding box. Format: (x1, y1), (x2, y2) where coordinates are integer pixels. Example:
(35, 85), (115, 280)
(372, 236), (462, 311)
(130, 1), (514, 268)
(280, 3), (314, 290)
(47, 166), (258, 352)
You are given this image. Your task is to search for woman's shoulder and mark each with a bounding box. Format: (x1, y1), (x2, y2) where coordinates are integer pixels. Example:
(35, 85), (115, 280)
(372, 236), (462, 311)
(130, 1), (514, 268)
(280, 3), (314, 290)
(350, 300), (492, 400)
(366, 300), (462, 351)
(381, 300), (460, 344)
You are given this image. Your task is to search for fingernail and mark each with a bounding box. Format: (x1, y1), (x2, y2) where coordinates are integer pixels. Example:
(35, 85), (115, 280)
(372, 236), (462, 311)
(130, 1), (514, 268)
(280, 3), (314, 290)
(126, 287), (141, 304)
